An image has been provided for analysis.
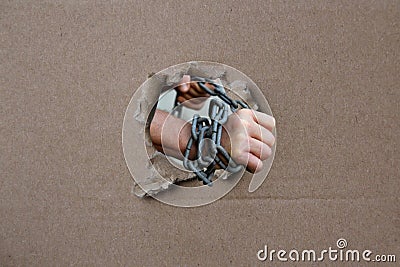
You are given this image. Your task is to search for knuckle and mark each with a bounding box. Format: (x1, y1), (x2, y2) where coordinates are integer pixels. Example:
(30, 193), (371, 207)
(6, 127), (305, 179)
(243, 108), (254, 117)
(237, 108), (252, 117)
(240, 119), (252, 131)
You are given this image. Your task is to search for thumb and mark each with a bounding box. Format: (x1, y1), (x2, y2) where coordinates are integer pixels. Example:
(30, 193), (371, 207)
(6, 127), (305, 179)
(177, 75), (190, 93)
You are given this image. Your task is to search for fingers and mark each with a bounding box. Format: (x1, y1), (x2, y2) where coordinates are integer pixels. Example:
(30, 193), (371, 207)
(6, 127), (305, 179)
(176, 75), (211, 97)
(246, 153), (263, 173)
(177, 75), (191, 93)
(179, 88), (209, 99)
(175, 77), (211, 110)
(175, 76), (211, 110)
(240, 126), (274, 173)
(249, 138), (272, 160)
(227, 109), (276, 173)
(188, 81), (211, 96)
(232, 138), (268, 173)
(243, 139), (272, 173)
(248, 123), (275, 147)
(251, 110), (276, 131)
(236, 109), (275, 146)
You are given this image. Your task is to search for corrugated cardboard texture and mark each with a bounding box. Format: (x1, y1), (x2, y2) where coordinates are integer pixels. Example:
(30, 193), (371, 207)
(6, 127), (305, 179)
(1, 1), (399, 266)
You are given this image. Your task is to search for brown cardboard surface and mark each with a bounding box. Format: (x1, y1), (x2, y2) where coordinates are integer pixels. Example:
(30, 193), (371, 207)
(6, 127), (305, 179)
(1, 0), (399, 266)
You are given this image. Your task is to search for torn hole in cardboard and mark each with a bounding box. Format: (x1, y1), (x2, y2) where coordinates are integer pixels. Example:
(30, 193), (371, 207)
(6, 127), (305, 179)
(122, 61), (276, 205)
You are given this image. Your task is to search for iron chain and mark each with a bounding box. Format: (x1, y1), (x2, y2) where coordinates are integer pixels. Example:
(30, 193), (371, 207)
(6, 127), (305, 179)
(181, 77), (249, 186)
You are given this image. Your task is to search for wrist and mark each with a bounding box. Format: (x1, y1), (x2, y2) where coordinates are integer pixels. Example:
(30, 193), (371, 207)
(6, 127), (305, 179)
(179, 122), (198, 160)
(220, 126), (232, 156)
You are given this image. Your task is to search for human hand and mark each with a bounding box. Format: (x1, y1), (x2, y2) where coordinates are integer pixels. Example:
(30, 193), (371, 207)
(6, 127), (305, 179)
(221, 109), (276, 173)
(175, 75), (212, 110)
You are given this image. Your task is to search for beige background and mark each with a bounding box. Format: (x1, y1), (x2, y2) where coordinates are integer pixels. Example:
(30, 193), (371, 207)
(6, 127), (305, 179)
(1, 1), (399, 266)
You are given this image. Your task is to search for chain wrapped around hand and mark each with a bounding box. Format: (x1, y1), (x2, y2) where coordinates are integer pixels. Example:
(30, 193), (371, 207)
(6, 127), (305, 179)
(181, 77), (249, 186)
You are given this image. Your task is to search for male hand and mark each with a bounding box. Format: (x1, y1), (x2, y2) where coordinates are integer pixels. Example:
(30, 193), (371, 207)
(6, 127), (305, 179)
(175, 75), (212, 110)
(221, 109), (276, 173)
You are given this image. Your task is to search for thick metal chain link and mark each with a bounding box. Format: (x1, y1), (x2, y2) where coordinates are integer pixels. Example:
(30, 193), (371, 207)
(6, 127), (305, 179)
(181, 77), (249, 186)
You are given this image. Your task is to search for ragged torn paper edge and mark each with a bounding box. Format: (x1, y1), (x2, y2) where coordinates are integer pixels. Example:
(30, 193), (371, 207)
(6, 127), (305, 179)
(124, 62), (260, 197)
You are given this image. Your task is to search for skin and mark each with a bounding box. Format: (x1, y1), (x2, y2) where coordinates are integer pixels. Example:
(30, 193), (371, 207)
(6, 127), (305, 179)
(175, 75), (211, 110)
(149, 76), (276, 173)
(220, 109), (275, 173)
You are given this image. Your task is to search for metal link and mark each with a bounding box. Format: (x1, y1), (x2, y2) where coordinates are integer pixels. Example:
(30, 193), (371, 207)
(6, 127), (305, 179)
(190, 115), (199, 141)
(216, 146), (243, 173)
(182, 76), (248, 186)
(198, 82), (217, 96)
